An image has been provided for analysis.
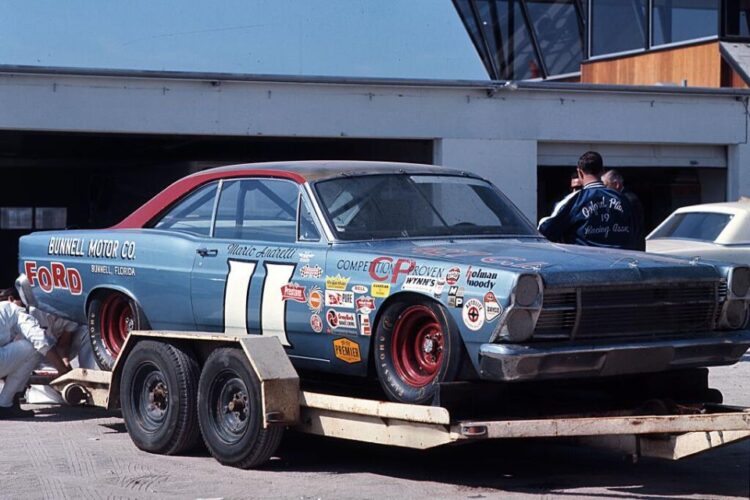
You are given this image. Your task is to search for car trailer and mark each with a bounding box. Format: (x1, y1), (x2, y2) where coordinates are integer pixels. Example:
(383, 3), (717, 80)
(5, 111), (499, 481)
(50, 331), (750, 468)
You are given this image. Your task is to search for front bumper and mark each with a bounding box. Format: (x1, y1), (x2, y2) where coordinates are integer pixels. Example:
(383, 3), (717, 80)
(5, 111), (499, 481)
(478, 331), (750, 382)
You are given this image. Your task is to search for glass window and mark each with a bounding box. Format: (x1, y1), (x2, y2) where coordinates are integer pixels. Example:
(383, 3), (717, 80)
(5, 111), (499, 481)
(315, 174), (537, 241)
(650, 212), (733, 242)
(724, 0), (750, 38)
(35, 207), (67, 229)
(652, 0), (717, 46)
(214, 179), (298, 242)
(0, 207), (32, 229)
(527, 0), (583, 75)
(152, 182), (217, 236)
(298, 198), (321, 241)
(591, 0), (647, 56)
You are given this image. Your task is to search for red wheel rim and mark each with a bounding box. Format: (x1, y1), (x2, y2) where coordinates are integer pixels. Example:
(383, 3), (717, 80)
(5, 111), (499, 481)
(100, 295), (135, 356)
(391, 305), (445, 388)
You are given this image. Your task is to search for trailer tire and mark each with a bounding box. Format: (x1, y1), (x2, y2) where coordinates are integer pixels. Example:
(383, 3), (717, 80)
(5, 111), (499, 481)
(197, 347), (284, 469)
(120, 340), (201, 455)
(374, 297), (462, 405)
(88, 292), (149, 371)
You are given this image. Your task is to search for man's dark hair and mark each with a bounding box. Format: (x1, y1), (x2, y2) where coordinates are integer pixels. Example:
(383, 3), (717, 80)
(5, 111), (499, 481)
(577, 151), (604, 176)
(0, 287), (20, 301)
(570, 171), (579, 180)
(604, 169), (624, 186)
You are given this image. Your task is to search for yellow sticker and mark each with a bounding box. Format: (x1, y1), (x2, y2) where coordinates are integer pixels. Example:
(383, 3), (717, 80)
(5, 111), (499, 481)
(333, 338), (361, 364)
(371, 282), (391, 298)
(326, 274), (351, 291)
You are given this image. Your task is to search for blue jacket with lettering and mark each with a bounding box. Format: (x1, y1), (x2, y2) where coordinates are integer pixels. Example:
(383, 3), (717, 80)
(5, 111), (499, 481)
(538, 181), (636, 249)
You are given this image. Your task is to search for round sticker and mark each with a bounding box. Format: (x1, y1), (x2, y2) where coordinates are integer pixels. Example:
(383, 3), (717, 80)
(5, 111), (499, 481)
(462, 298), (485, 331)
(308, 288), (323, 312)
(310, 314), (323, 333)
(326, 309), (339, 329)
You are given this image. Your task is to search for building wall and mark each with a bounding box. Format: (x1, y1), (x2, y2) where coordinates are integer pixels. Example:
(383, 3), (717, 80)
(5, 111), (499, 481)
(0, 70), (748, 222)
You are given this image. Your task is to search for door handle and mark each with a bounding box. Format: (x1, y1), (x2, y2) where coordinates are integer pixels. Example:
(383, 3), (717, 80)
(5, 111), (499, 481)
(196, 247), (219, 257)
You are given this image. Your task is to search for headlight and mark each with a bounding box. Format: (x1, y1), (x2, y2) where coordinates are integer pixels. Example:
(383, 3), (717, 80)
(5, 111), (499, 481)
(731, 267), (750, 297)
(724, 300), (748, 329)
(503, 309), (534, 342)
(515, 275), (540, 307)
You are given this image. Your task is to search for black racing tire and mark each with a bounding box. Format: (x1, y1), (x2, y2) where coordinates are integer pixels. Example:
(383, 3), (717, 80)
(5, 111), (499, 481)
(374, 297), (463, 405)
(119, 340), (201, 455)
(197, 348), (284, 469)
(88, 292), (149, 371)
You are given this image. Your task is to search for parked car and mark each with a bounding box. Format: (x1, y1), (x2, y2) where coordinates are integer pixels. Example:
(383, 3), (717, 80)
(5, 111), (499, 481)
(17, 161), (750, 404)
(647, 199), (750, 265)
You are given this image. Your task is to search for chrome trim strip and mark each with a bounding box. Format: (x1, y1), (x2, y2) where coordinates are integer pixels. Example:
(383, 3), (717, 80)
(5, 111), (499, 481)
(304, 182), (335, 242)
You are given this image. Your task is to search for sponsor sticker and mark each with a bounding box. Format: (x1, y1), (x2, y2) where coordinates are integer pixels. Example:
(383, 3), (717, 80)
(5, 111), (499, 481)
(358, 313), (372, 336)
(371, 283), (391, 298)
(326, 309), (357, 330)
(462, 298), (485, 331)
(448, 286), (464, 308)
(300, 265), (323, 279)
(326, 274), (350, 290)
(307, 286), (323, 313)
(310, 314), (323, 333)
(325, 290), (355, 309)
(446, 267), (461, 286)
(333, 338), (361, 364)
(280, 283), (306, 303)
(351, 284), (368, 294)
(24, 261), (83, 295)
(465, 266), (498, 289)
(434, 278), (446, 298)
(484, 292), (502, 322)
(299, 251), (315, 263)
(355, 296), (375, 314)
(402, 276), (440, 294)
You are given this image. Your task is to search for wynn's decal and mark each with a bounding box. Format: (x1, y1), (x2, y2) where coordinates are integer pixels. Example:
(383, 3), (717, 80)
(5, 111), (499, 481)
(223, 260), (296, 346)
(24, 261), (83, 295)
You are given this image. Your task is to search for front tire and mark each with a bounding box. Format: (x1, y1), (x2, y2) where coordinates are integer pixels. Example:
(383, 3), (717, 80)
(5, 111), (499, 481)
(197, 348), (284, 469)
(119, 340), (201, 455)
(88, 292), (147, 371)
(374, 298), (462, 405)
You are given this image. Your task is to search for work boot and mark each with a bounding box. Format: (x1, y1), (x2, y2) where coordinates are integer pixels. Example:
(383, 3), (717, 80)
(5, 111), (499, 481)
(0, 404), (34, 419)
(12, 391), (25, 406)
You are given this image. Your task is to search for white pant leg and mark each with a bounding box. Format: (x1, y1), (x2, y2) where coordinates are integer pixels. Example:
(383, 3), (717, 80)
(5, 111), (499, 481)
(0, 340), (41, 407)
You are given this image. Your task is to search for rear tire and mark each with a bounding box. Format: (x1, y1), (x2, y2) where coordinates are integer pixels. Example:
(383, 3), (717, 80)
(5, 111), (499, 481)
(120, 340), (201, 455)
(88, 292), (148, 371)
(197, 348), (284, 469)
(374, 297), (463, 405)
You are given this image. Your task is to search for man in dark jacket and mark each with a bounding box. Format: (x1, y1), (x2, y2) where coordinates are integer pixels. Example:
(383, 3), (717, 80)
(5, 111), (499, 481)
(603, 169), (646, 251)
(538, 151), (636, 250)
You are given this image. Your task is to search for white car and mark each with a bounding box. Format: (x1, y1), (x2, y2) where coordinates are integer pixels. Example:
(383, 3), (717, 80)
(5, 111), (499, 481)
(646, 199), (750, 265)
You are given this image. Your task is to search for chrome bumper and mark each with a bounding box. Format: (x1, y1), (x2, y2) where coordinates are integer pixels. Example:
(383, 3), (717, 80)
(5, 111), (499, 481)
(478, 331), (750, 382)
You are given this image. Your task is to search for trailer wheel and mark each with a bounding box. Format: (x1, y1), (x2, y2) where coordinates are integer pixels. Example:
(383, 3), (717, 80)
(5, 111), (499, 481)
(374, 297), (462, 405)
(88, 292), (148, 371)
(197, 348), (284, 469)
(120, 340), (201, 455)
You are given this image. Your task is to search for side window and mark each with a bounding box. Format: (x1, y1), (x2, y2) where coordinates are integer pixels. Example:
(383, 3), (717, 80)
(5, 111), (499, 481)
(298, 198), (321, 241)
(214, 179), (298, 242)
(152, 182), (217, 236)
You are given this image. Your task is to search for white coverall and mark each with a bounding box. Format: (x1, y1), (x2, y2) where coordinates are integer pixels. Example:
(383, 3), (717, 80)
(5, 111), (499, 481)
(0, 302), (50, 407)
(29, 306), (96, 370)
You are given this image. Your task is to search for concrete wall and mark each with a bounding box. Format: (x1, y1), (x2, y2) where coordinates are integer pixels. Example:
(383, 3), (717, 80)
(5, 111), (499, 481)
(0, 71), (748, 218)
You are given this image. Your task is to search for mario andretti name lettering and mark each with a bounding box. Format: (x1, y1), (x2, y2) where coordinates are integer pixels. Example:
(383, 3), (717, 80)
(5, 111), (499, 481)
(227, 244), (296, 260)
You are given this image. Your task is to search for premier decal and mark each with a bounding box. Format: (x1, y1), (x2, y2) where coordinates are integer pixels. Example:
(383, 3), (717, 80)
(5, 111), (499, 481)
(325, 274), (350, 290)
(448, 286), (464, 308)
(465, 266), (498, 289)
(355, 296), (375, 314)
(351, 285), (368, 294)
(300, 265), (323, 279)
(484, 292), (502, 322)
(25, 261), (83, 295)
(333, 338), (361, 364)
(358, 313), (372, 336)
(307, 286), (323, 313)
(446, 267), (461, 286)
(371, 283), (391, 298)
(325, 290), (355, 309)
(280, 283), (307, 303)
(462, 298), (485, 331)
(310, 314), (323, 333)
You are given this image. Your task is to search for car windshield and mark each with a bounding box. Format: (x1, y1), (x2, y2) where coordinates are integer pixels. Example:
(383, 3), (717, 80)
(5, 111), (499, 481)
(650, 212), (734, 242)
(314, 174), (537, 240)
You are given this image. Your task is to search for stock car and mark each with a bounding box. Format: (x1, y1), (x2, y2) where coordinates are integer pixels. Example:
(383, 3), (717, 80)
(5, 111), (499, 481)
(17, 161), (750, 405)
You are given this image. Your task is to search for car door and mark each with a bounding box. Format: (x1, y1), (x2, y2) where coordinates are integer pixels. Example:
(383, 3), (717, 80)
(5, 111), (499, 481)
(190, 177), (329, 366)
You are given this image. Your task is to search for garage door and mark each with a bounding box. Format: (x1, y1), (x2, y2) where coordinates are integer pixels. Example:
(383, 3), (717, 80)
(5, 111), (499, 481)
(538, 143), (726, 168)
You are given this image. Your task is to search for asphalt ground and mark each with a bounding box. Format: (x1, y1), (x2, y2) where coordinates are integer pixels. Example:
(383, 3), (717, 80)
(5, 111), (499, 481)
(1, 357), (748, 500)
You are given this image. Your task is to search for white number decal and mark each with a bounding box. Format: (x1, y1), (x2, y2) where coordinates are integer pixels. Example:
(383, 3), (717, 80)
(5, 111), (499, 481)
(223, 259), (295, 346)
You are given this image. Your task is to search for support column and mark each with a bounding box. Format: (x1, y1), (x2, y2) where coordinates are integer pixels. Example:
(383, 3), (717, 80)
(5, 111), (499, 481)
(728, 142), (750, 201)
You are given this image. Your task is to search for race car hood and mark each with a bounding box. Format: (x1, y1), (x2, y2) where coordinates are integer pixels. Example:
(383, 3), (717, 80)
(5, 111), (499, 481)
(338, 238), (722, 288)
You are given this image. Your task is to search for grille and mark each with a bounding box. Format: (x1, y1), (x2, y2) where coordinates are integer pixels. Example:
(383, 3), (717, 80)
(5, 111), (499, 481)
(535, 282), (719, 341)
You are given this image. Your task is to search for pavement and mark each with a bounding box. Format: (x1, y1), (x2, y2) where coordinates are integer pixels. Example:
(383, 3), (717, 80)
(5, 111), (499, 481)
(1, 357), (749, 500)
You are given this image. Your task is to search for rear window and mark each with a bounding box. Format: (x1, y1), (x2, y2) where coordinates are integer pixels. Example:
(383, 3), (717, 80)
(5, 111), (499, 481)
(650, 212), (733, 242)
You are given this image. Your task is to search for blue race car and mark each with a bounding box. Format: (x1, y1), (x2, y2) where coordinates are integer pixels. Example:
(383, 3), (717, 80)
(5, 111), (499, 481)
(18, 161), (750, 404)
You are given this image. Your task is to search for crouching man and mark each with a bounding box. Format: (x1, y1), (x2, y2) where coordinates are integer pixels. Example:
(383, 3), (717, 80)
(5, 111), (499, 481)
(0, 289), (51, 418)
